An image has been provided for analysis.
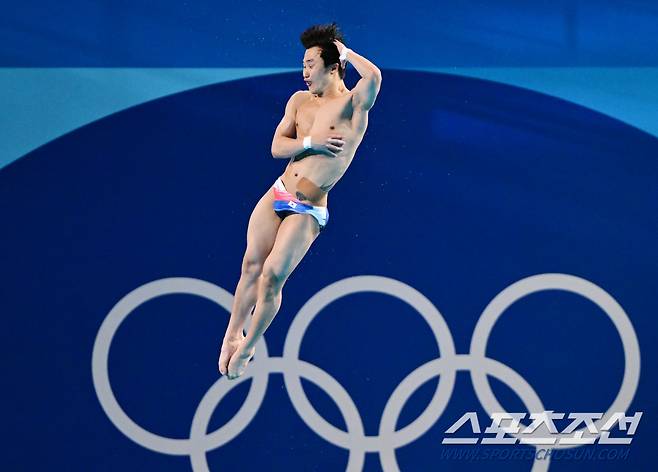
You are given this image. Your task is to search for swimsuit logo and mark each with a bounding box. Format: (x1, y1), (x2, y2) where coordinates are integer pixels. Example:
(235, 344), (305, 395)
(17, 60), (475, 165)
(288, 201), (297, 208)
(92, 274), (640, 471)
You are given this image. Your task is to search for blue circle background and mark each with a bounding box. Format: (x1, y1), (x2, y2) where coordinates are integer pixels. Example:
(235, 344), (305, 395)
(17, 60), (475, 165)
(1, 70), (657, 470)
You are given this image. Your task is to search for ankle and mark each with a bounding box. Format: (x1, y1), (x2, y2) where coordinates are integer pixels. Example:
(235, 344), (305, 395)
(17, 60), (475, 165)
(223, 330), (244, 342)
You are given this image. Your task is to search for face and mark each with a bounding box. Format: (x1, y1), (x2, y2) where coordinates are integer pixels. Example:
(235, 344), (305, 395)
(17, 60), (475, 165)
(302, 46), (337, 94)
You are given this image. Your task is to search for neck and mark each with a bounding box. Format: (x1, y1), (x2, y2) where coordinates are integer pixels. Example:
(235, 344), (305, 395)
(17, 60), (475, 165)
(315, 80), (347, 99)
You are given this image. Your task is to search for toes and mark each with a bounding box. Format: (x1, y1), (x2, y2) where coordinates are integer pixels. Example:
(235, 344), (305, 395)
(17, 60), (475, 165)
(226, 360), (236, 379)
(228, 367), (243, 380)
(224, 346), (255, 379)
(218, 348), (232, 375)
(227, 359), (243, 380)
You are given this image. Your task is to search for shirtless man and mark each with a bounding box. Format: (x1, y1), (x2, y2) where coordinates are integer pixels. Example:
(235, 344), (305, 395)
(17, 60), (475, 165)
(218, 23), (382, 380)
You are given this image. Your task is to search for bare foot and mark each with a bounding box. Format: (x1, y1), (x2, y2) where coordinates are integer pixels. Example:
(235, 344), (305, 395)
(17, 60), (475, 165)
(227, 341), (256, 380)
(218, 334), (244, 376)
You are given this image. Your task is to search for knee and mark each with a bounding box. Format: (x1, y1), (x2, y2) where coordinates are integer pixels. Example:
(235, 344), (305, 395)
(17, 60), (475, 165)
(241, 257), (263, 281)
(259, 264), (286, 294)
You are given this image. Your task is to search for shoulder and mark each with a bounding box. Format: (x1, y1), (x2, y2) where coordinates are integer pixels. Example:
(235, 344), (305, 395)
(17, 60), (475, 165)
(283, 91), (310, 115)
(290, 90), (312, 105)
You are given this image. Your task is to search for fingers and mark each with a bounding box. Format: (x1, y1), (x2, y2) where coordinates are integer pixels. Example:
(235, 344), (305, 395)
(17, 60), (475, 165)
(313, 135), (344, 158)
(326, 138), (345, 147)
(326, 138), (345, 156)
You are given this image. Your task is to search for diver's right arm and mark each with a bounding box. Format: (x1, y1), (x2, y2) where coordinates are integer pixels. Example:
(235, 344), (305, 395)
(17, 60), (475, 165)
(271, 91), (344, 159)
(271, 91), (307, 159)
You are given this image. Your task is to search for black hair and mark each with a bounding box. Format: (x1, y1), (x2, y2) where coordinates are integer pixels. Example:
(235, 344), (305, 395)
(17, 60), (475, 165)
(300, 22), (346, 79)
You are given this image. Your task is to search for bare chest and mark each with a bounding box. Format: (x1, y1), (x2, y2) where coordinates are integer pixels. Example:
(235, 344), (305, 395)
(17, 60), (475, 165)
(295, 94), (354, 136)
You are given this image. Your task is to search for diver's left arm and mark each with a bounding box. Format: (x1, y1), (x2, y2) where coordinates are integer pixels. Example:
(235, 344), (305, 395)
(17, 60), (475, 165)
(334, 40), (382, 110)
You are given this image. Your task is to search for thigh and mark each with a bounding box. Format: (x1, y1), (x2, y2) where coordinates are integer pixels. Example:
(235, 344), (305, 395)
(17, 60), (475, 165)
(243, 184), (281, 264)
(262, 213), (320, 281)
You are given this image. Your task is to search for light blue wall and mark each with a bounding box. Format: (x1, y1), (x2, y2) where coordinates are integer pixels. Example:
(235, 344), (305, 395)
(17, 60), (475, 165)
(3, 67), (658, 170)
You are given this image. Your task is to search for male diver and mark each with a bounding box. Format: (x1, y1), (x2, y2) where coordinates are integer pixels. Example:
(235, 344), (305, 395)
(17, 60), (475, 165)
(219, 22), (382, 379)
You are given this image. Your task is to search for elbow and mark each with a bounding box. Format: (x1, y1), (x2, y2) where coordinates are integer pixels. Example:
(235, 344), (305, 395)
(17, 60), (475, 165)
(271, 141), (282, 159)
(372, 68), (382, 83)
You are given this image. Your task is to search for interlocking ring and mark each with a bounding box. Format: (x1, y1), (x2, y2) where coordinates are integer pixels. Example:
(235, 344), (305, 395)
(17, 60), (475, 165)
(92, 274), (639, 472)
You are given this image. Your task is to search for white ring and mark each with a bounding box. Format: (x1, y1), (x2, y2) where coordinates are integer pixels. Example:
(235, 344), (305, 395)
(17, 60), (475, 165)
(470, 273), (640, 448)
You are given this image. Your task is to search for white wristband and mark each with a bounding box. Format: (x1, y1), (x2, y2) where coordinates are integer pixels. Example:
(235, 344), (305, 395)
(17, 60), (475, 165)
(303, 135), (312, 150)
(339, 47), (350, 62)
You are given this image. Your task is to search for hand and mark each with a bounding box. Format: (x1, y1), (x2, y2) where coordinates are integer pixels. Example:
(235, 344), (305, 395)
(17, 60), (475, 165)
(311, 133), (345, 158)
(333, 40), (348, 67)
